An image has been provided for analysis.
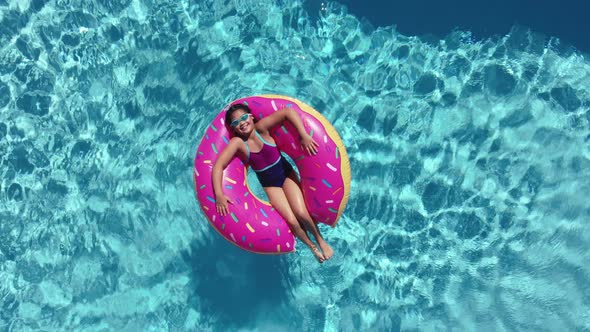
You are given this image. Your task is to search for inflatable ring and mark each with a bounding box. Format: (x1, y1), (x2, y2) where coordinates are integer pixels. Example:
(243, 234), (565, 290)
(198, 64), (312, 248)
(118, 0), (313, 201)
(193, 95), (351, 254)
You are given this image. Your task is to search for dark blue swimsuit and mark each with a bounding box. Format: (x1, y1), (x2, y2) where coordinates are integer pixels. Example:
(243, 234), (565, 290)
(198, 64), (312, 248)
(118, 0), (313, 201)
(244, 131), (293, 187)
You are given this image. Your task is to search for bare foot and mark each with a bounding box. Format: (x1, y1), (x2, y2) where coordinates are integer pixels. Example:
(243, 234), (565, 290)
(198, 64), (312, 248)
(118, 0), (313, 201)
(311, 246), (325, 263)
(318, 240), (334, 260)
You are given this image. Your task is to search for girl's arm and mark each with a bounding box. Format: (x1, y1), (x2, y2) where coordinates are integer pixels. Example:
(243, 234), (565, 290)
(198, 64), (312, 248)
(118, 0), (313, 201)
(212, 137), (241, 216)
(256, 108), (319, 155)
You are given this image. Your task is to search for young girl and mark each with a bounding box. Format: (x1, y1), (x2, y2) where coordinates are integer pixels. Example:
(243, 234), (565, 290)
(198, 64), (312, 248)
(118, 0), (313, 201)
(212, 104), (334, 263)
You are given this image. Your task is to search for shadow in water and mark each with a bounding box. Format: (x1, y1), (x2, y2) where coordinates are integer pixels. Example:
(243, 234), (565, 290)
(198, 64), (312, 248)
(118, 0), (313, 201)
(181, 237), (300, 328)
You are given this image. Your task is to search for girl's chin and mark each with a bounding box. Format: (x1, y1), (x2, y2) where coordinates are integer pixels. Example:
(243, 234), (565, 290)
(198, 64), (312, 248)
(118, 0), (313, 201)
(239, 125), (251, 133)
(235, 127), (252, 135)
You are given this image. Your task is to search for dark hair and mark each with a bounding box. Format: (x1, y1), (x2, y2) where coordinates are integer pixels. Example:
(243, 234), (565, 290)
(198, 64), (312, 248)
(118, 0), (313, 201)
(225, 103), (253, 127)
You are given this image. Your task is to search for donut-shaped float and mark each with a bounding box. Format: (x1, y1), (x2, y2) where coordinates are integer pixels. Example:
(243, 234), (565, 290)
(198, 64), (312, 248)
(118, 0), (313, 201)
(193, 95), (351, 254)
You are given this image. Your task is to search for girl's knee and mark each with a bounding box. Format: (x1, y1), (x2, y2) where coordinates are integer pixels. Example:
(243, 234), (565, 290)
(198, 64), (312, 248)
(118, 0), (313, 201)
(294, 209), (313, 224)
(285, 216), (297, 226)
(293, 208), (310, 221)
(292, 209), (305, 221)
(285, 217), (302, 229)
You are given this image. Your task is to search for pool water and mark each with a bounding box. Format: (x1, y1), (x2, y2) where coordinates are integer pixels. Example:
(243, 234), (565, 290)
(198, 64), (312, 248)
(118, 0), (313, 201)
(1, 0), (589, 330)
(330, 0), (590, 55)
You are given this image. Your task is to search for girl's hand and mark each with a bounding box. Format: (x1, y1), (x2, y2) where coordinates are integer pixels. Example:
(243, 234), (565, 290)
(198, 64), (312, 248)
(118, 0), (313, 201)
(300, 134), (319, 155)
(215, 193), (233, 216)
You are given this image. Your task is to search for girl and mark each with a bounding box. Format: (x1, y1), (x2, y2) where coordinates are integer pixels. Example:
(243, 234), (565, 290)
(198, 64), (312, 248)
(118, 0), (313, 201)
(212, 104), (333, 263)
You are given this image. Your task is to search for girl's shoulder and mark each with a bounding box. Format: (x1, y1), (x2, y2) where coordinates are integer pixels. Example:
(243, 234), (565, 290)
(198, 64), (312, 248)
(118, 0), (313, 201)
(226, 136), (245, 151)
(227, 136), (247, 158)
(253, 124), (269, 135)
(229, 136), (244, 144)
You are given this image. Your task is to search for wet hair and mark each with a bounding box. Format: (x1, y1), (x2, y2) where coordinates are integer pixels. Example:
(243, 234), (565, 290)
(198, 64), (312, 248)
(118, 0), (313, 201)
(225, 103), (254, 127)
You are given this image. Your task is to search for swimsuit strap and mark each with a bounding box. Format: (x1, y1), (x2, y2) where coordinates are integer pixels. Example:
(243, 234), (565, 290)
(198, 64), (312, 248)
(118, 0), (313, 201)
(243, 139), (250, 161)
(255, 131), (276, 147)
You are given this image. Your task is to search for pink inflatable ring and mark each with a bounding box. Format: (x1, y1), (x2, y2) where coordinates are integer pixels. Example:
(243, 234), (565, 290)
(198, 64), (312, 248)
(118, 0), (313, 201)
(193, 95), (351, 254)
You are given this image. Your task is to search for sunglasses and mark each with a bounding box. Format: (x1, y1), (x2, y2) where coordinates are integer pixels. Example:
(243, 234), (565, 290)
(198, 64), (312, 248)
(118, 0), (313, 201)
(230, 113), (250, 128)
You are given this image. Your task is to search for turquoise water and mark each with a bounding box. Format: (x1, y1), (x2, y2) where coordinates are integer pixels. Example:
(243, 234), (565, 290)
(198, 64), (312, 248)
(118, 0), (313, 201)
(1, 0), (590, 330)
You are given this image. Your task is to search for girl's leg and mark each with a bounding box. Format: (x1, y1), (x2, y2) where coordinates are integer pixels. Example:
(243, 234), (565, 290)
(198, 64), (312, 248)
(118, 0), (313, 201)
(263, 186), (325, 263)
(282, 175), (334, 260)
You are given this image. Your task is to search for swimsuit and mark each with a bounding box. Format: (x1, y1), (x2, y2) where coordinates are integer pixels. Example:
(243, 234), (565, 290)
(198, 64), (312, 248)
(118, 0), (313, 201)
(244, 131), (294, 187)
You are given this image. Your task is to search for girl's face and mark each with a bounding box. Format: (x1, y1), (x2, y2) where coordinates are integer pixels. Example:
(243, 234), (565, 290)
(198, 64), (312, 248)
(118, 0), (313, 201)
(230, 109), (253, 136)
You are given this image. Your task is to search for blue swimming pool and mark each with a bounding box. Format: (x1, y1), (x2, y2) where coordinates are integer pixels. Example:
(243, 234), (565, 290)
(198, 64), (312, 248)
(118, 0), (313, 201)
(1, 0), (589, 330)
(333, 0), (590, 55)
